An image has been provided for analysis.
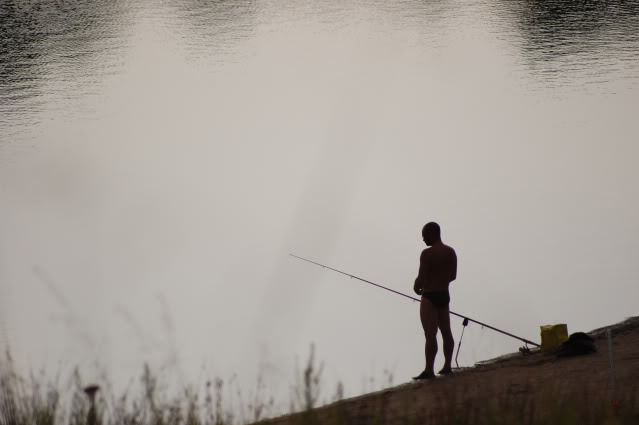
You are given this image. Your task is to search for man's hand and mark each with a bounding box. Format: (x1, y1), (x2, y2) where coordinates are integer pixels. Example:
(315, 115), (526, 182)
(414, 249), (428, 297)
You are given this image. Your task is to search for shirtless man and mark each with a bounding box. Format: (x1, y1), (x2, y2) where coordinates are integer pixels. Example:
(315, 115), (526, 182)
(412, 222), (457, 380)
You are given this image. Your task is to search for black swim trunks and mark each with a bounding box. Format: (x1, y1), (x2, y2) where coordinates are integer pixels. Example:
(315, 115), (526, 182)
(422, 291), (450, 308)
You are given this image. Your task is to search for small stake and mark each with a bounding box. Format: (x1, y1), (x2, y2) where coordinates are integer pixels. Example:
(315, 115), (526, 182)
(455, 318), (470, 368)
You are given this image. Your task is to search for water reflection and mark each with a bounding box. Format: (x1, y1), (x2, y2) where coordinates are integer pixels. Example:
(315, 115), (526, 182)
(1, 0), (638, 141)
(0, 2), (48, 126)
(501, 0), (639, 88)
(162, 0), (257, 60)
(0, 0), (134, 133)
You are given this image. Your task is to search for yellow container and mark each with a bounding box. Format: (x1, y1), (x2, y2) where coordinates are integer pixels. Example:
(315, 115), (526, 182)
(540, 324), (569, 353)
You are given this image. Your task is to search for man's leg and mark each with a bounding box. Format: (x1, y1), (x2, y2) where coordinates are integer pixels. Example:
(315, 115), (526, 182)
(437, 306), (454, 372)
(420, 298), (439, 375)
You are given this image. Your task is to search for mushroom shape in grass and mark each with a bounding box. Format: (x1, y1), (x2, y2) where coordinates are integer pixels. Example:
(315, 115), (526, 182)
(84, 385), (100, 425)
(84, 385), (100, 403)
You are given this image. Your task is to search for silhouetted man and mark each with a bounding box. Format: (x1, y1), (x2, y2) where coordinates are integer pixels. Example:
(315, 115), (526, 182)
(412, 222), (457, 380)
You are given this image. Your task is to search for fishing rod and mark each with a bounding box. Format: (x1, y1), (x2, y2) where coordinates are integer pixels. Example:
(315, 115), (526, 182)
(290, 254), (540, 348)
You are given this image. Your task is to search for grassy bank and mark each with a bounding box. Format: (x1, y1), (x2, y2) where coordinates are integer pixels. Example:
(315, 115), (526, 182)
(1, 344), (637, 425)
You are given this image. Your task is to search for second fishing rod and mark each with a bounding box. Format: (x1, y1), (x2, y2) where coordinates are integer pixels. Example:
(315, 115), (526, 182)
(290, 254), (540, 348)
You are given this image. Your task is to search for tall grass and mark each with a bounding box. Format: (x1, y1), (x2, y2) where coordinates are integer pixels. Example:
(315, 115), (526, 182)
(1, 346), (637, 425)
(0, 345), (330, 425)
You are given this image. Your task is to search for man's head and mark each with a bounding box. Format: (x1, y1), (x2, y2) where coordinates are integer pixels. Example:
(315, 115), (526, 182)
(422, 222), (441, 246)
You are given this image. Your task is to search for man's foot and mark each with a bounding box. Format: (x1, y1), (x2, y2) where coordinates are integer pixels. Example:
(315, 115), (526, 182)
(438, 367), (453, 376)
(412, 369), (435, 380)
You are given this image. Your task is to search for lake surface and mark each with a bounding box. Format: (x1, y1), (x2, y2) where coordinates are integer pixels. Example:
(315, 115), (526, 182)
(1, 0), (638, 406)
(2, 0), (638, 145)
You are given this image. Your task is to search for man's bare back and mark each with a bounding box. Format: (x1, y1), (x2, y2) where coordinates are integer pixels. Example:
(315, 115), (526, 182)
(414, 243), (457, 294)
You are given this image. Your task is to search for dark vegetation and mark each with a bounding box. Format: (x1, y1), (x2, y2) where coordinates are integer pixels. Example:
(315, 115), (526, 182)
(0, 344), (335, 425)
(1, 343), (637, 425)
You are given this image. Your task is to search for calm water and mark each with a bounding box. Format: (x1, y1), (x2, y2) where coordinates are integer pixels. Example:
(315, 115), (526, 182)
(2, 0), (638, 145)
(1, 0), (639, 404)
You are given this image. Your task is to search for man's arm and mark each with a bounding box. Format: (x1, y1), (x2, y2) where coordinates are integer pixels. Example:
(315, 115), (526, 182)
(450, 249), (457, 282)
(413, 249), (429, 295)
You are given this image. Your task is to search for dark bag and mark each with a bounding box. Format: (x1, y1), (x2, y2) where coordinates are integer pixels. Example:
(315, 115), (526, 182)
(557, 332), (596, 357)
